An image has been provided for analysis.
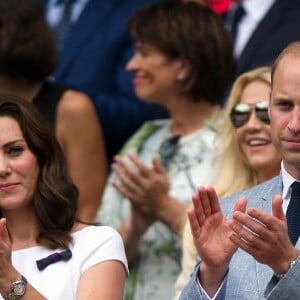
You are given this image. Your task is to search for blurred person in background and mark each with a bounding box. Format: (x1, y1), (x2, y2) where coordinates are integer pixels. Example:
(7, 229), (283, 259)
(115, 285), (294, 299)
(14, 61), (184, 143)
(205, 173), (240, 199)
(225, 0), (300, 78)
(96, 2), (235, 299)
(44, 0), (168, 164)
(183, 0), (232, 14)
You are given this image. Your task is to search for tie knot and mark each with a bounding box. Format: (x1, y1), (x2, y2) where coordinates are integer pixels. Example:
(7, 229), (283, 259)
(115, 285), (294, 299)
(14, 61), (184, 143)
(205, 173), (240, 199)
(232, 5), (245, 24)
(228, 4), (246, 42)
(36, 249), (72, 271)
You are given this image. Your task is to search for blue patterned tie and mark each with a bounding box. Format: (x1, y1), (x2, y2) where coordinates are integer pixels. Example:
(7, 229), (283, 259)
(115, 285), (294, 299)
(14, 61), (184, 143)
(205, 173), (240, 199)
(286, 181), (300, 245)
(36, 249), (72, 271)
(53, 0), (74, 51)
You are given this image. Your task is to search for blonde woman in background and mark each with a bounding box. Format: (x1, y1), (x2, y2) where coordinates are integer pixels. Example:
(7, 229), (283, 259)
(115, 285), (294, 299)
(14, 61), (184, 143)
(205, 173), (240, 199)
(174, 66), (282, 299)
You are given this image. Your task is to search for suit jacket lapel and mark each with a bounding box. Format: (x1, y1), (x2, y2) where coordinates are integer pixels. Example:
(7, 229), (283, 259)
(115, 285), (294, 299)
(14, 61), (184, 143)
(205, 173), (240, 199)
(238, 0), (289, 72)
(255, 174), (283, 292)
(55, 0), (119, 78)
(257, 174), (282, 213)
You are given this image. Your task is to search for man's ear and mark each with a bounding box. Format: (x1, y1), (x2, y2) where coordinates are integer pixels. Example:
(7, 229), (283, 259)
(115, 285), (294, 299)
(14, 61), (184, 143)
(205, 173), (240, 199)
(268, 91), (272, 119)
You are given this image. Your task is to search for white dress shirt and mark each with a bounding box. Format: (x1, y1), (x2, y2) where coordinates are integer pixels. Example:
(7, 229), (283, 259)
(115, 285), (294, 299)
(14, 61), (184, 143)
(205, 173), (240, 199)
(45, 0), (89, 27)
(281, 160), (299, 214)
(228, 0), (276, 58)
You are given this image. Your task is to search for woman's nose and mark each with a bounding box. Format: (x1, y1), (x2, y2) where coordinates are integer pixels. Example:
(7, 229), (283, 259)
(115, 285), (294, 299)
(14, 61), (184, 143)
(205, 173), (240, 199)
(245, 110), (263, 129)
(0, 155), (10, 177)
(125, 53), (139, 72)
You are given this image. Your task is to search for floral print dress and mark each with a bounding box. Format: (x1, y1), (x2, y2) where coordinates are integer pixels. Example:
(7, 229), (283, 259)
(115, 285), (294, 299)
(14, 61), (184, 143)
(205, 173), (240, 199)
(96, 119), (218, 300)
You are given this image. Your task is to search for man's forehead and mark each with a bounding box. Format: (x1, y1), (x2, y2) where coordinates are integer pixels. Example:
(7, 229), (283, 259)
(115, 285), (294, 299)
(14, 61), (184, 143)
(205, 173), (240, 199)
(273, 55), (300, 82)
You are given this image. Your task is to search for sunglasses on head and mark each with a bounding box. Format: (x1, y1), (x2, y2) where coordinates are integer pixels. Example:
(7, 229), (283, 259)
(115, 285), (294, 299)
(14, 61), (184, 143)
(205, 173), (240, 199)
(230, 100), (270, 128)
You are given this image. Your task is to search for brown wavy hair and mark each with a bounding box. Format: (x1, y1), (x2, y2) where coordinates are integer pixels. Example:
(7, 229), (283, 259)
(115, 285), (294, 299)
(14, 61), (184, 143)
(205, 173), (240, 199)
(0, 95), (78, 249)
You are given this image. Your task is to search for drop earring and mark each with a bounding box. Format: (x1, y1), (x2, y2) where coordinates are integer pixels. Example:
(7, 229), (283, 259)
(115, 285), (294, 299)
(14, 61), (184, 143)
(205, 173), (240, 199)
(177, 73), (184, 80)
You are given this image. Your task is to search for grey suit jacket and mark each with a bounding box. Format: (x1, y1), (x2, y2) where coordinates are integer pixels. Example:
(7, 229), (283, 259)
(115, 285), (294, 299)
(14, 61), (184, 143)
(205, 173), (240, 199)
(180, 174), (300, 299)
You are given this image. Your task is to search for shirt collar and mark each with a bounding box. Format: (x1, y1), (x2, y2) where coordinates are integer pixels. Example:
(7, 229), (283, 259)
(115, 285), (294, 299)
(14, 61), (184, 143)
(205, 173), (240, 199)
(281, 161), (299, 199)
(242, 0), (276, 23)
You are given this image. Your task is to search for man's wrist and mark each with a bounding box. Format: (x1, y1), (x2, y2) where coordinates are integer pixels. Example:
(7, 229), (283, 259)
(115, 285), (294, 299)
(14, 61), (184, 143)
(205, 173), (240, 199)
(198, 262), (229, 298)
(274, 253), (298, 280)
(199, 262), (229, 286)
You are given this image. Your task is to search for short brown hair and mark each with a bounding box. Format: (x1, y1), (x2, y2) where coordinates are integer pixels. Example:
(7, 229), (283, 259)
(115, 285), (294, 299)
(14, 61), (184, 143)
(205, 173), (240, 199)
(128, 1), (235, 104)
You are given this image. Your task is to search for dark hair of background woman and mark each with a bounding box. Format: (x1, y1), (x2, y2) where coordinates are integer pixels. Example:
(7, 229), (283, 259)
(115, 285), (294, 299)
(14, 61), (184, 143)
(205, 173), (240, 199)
(128, 1), (236, 105)
(0, 0), (57, 81)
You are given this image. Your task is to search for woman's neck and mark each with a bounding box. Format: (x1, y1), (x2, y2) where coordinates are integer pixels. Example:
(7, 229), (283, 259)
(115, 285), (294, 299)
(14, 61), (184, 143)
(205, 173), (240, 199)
(3, 210), (39, 250)
(168, 100), (222, 137)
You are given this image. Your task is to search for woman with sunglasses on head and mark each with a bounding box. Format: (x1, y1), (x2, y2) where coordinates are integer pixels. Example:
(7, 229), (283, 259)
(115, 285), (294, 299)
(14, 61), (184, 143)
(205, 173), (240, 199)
(174, 66), (281, 299)
(96, 2), (235, 299)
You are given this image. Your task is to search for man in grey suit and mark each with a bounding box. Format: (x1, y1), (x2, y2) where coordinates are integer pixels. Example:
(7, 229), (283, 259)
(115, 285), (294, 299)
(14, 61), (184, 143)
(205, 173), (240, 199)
(180, 41), (300, 299)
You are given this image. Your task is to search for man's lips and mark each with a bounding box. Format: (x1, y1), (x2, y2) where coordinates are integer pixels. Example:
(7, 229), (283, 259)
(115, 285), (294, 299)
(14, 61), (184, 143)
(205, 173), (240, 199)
(283, 138), (300, 143)
(281, 137), (300, 149)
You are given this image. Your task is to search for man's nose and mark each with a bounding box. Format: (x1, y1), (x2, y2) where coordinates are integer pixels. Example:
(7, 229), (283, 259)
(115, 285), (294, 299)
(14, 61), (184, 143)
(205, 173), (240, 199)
(288, 106), (300, 133)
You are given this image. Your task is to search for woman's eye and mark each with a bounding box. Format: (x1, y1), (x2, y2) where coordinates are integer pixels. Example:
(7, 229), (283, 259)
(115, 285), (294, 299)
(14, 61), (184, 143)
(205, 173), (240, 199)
(8, 146), (24, 156)
(139, 48), (149, 57)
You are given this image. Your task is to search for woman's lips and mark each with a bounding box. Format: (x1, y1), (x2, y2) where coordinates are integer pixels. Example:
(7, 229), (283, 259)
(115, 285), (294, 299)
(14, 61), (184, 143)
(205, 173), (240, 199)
(0, 183), (19, 191)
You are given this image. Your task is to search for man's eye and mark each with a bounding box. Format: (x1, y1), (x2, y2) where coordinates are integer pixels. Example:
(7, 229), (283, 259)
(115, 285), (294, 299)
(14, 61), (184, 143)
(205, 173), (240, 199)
(277, 101), (293, 110)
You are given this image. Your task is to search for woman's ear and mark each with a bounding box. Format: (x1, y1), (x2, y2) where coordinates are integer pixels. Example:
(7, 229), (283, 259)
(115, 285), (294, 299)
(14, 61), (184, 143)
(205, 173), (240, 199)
(176, 58), (190, 80)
